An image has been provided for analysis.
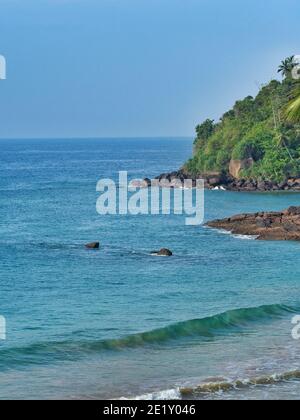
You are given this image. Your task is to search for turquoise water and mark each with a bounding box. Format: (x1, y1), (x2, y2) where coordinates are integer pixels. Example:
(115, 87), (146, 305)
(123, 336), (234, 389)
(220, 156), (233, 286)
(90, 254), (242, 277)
(1, 138), (300, 400)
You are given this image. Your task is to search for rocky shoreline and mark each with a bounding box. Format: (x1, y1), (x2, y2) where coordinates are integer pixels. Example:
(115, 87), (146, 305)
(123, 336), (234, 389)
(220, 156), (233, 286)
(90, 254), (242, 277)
(138, 169), (300, 192)
(206, 206), (300, 241)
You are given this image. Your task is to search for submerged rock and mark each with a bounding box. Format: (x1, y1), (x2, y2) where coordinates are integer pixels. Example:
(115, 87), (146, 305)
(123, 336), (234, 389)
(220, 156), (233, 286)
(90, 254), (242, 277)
(85, 242), (100, 249)
(151, 248), (173, 257)
(205, 207), (300, 241)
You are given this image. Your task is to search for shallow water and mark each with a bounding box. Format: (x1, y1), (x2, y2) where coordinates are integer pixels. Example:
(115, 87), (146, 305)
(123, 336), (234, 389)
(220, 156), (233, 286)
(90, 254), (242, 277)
(1, 138), (300, 400)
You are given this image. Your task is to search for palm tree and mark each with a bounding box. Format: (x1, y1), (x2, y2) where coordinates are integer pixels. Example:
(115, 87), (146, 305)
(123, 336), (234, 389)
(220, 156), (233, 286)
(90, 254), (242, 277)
(278, 56), (296, 78)
(285, 86), (300, 122)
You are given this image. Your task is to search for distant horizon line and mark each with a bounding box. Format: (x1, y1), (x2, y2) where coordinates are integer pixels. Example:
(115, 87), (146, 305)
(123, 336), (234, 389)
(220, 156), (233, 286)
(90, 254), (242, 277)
(0, 135), (194, 141)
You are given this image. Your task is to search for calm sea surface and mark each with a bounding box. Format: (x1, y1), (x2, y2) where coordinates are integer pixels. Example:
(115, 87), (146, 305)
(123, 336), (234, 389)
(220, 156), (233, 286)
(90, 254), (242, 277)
(1, 138), (300, 400)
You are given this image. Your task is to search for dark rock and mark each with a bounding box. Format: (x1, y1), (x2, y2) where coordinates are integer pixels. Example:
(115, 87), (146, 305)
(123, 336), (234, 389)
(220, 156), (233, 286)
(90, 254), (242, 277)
(278, 181), (287, 189)
(208, 177), (222, 187)
(255, 217), (267, 228)
(153, 168), (300, 192)
(205, 207), (300, 241)
(152, 248), (173, 257)
(169, 171), (180, 180)
(255, 217), (272, 228)
(282, 222), (300, 233)
(85, 242), (100, 249)
(257, 181), (266, 190)
(158, 248), (173, 256)
(287, 179), (296, 187)
(229, 214), (247, 222)
(257, 180), (274, 191)
(287, 206), (300, 215)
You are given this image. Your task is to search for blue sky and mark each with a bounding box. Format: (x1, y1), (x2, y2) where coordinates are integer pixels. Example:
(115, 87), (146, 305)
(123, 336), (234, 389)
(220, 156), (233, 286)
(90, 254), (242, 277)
(0, 0), (299, 138)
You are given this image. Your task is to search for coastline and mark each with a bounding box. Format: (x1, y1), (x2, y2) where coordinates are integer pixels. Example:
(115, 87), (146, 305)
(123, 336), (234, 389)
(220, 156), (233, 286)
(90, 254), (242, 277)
(205, 206), (300, 241)
(141, 169), (300, 192)
(3, 138), (300, 400)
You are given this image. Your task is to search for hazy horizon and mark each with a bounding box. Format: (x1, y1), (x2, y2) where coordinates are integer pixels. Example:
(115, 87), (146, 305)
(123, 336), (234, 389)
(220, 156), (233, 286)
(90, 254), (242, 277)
(0, 135), (193, 140)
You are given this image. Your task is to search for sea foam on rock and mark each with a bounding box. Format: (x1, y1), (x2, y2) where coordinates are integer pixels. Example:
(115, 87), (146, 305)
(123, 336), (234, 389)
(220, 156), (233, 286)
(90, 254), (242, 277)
(206, 207), (300, 241)
(147, 168), (300, 192)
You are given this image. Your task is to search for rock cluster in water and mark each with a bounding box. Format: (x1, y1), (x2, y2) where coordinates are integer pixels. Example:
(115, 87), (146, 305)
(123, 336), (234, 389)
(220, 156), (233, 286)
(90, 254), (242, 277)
(141, 169), (300, 191)
(206, 206), (300, 241)
(84, 242), (173, 256)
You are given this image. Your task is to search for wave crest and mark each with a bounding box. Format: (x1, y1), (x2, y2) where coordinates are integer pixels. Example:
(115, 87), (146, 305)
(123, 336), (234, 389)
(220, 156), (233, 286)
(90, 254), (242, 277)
(0, 303), (296, 369)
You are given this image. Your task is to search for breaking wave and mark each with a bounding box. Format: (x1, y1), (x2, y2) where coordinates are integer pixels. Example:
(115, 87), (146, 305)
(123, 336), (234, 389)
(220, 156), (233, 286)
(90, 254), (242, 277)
(0, 304), (297, 370)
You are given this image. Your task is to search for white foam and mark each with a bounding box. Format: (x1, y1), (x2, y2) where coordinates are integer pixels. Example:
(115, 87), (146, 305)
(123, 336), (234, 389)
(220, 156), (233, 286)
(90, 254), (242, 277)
(232, 234), (259, 240)
(205, 226), (258, 240)
(122, 388), (181, 401)
(215, 228), (232, 235)
(212, 186), (226, 191)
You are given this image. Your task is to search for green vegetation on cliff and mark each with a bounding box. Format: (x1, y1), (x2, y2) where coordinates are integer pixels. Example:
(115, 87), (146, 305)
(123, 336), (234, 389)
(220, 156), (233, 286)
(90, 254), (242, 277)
(286, 84), (300, 123)
(185, 59), (300, 182)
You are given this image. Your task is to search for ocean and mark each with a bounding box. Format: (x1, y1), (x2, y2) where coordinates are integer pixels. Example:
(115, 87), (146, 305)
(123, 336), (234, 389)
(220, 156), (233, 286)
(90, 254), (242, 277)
(1, 137), (300, 400)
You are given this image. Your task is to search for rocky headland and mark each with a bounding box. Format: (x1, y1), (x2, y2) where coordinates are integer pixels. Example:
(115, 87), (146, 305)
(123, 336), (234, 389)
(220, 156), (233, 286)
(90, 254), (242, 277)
(145, 74), (300, 192)
(137, 168), (300, 191)
(205, 206), (300, 240)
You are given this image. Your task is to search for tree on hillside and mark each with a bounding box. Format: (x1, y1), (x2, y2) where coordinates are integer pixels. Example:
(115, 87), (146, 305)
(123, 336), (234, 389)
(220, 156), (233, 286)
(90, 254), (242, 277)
(285, 85), (300, 123)
(278, 56), (296, 78)
(186, 59), (300, 181)
(195, 119), (215, 142)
